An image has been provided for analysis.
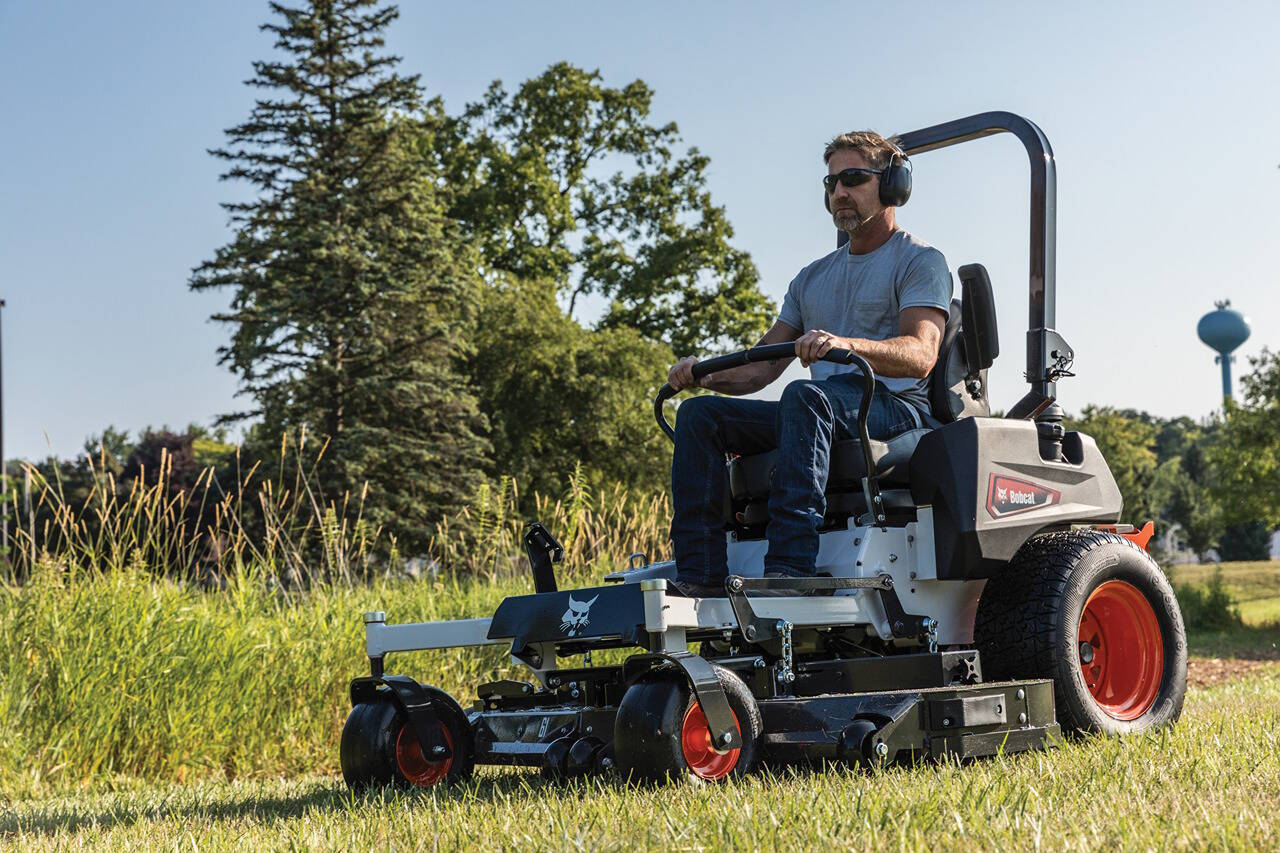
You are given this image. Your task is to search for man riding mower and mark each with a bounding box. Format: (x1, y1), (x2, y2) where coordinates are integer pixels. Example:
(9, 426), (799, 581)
(339, 111), (1186, 788)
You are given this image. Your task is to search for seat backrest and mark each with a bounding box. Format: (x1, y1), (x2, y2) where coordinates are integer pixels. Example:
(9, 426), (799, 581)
(928, 263), (999, 423)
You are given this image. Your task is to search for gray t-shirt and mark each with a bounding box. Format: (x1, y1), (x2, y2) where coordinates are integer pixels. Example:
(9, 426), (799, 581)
(778, 229), (952, 416)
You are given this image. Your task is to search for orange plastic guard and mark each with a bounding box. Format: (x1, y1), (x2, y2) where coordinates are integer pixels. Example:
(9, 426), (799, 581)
(1096, 521), (1155, 551)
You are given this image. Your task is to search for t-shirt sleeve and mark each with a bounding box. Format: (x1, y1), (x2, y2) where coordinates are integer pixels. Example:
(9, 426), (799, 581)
(777, 271), (805, 331)
(897, 247), (953, 314)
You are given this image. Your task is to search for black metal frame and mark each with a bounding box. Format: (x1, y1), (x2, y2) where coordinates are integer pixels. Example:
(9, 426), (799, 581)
(723, 574), (934, 643)
(523, 521), (563, 594)
(351, 674), (453, 759)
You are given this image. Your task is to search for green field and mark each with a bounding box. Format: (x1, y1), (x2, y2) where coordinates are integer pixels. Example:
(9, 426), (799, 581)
(1172, 560), (1280, 628)
(2, 559), (1278, 850)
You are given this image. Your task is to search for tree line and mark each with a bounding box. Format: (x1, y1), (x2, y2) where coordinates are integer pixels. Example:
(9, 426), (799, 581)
(1065, 347), (1280, 561)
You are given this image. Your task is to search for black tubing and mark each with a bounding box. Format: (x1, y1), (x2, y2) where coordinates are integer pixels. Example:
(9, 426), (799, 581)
(654, 345), (878, 480)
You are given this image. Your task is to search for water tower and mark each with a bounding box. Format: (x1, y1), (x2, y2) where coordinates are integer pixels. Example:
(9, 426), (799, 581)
(1196, 300), (1251, 400)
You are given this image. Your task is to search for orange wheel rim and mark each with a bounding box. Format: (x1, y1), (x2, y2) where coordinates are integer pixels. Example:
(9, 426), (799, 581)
(1078, 580), (1164, 720)
(680, 702), (741, 780)
(395, 720), (453, 785)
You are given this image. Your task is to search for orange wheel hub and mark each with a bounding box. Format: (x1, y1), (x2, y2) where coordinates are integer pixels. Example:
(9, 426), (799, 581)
(680, 702), (740, 780)
(1078, 580), (1164, 720)
(395, 720), (453, 785)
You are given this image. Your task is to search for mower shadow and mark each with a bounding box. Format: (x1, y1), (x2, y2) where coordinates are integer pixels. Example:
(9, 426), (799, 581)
(1, 784), (347, 839)
(1, 772), (631, 839)
(5, 752), (1035, 839)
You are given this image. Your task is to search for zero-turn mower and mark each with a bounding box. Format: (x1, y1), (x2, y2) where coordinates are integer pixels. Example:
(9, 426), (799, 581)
(339, 111), (1186, 787)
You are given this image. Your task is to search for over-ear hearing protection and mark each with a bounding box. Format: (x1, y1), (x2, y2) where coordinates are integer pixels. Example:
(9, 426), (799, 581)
(823, 144), (912, 212)
(878, 150), (912, 207)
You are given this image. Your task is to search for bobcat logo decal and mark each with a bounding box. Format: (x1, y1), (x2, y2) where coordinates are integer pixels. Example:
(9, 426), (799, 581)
(560, 594), (599, 637)
(987, 474), (1060, 518)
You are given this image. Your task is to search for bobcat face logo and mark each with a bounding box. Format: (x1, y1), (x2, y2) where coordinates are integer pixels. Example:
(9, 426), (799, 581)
(996, 486), (1008, 502)
(560, 594), (599, 637)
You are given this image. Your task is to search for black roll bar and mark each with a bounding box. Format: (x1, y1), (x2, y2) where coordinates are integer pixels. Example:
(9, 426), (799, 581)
(840, 111), (1070, 419)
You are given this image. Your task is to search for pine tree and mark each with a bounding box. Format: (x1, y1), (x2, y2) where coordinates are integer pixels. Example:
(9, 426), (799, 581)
(191, 0), (488, 552)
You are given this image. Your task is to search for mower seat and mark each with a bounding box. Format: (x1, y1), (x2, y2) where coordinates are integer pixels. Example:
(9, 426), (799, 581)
(728, 428), (929, 504)
(723, 263), (998, 531)
(727, 430), (928, 528)
(929, 263), (998, 424)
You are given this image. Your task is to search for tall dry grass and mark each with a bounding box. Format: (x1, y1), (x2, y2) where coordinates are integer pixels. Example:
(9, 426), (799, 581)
(6, 434), (382, 585)
(6, 443), (671, 584)
(427, 466), (671, 580)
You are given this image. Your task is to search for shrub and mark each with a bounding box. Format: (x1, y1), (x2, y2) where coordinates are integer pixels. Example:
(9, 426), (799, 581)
(1175, 568), (1243, 631)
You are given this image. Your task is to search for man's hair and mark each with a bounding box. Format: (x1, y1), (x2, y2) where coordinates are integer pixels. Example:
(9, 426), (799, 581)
(823, 130), (901, 169)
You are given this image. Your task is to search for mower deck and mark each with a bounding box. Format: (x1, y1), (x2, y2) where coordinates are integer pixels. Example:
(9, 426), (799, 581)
(353, 574), (1061, 778)
(463, 673), (1058, 773)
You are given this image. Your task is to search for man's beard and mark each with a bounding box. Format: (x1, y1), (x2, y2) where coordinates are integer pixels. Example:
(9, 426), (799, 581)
(832, 205), (874, 233)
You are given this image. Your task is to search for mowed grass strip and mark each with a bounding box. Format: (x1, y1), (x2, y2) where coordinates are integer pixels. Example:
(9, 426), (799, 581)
(3, 672), (1278, 851)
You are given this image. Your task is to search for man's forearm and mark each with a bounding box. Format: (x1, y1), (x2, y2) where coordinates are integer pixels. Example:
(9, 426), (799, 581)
(699, 362), (779, 396)
(841, 335), (936, 379)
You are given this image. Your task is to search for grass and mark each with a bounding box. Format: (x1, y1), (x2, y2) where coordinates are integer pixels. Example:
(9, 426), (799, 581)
(3, 672), (1278, 850)
(0, 451), (666, 797)
(3, 459), (1278, 848)
(1186, 624), (1280, 660)
(1, 557), (1275, 802)
(1171, 560), (1280, 627)
(0, 561), (563, 799)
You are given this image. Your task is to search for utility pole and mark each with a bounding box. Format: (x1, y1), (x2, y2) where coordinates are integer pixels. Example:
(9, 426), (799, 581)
(1, 298), (6, 556)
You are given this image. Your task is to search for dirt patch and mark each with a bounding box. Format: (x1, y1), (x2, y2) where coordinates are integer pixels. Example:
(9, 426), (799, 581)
(1187, 657), (1280, 688)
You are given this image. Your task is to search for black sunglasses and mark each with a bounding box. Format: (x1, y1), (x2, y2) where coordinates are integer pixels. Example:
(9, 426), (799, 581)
(823, 167), (882, 194)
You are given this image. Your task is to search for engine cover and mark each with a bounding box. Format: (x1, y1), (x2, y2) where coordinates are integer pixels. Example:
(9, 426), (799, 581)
(908, 418), (1122, 579)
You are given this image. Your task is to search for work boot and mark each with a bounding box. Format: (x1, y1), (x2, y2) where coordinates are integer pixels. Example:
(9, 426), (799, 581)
(667, 578), (728, 598)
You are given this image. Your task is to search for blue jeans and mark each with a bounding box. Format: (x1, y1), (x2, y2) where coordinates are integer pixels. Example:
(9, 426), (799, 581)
(670, 374), (921, 584)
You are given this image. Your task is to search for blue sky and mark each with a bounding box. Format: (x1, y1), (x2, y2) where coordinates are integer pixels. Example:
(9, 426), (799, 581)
(2, 0), (1278, 461)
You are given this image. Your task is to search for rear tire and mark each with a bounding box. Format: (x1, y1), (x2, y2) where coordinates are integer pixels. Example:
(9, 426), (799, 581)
(340, 687), (475, 789)
(614, 664), (761, 783)
(974, 529), (1186, 735)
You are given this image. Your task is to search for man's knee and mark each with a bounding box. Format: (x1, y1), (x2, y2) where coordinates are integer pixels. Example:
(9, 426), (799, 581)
(778, 379), (835, 421)
(673, 394), (730, 440)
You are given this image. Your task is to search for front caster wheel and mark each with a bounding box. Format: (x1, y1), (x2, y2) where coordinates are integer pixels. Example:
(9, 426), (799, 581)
(340, 686), (475, 789)
(614, 664), (762, 783)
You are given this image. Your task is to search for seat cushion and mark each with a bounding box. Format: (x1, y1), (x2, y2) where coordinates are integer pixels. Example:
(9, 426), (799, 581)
(727, 428), (930, 502)
(734, 487), (917, 528)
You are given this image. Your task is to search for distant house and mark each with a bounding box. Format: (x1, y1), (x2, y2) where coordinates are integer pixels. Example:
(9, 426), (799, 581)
(1160, 524), (1280, 562)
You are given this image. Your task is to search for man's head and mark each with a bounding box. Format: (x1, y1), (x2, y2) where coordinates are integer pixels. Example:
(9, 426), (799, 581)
(823, 130), (905, 235)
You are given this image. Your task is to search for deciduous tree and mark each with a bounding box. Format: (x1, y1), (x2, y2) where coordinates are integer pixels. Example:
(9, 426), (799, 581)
(469, 278), (673, 500)
(435, 62), (775, 357)
(1066, 406), (1158, 524)
(1207, 348), (1280, 531)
